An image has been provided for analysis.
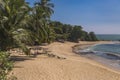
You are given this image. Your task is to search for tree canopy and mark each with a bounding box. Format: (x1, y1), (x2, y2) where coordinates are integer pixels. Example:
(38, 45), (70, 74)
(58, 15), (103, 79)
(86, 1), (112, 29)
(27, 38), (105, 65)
(0, 0), (98, 79)
(51, 21), (98, 42)
(0, 0), (98, 51)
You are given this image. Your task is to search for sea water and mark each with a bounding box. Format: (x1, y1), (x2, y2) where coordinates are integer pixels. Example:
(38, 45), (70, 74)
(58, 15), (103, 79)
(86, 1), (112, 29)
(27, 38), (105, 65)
(81, 43), (120, 59)
(79, 43), (120, 70)
(96, 34), (120, 41)
(90, 44), (120, 54)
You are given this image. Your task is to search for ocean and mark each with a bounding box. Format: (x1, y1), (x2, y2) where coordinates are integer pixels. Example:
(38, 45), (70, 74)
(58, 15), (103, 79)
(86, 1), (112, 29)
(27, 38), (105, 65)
(96, 34), (120, 41)
(84, 43), (120, 57)
(79, 43), (120, 71)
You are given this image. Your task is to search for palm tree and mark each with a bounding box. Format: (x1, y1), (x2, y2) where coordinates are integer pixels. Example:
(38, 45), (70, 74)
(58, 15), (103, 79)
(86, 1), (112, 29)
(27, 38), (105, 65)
(28, 0), (54, 44)
(0, 0), (55, 53)
(34, 0), (54, 18)
(0, 0), (31, 53)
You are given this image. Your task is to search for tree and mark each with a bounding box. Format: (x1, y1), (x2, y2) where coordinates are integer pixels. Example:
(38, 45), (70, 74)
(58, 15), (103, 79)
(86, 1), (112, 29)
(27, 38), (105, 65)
(0, 0), (31, 51)
(81, 31), (91, 41)
(0, 0), (55, 79)
(28, 0), (55, 44)
(89, 32), (98, 41)
(69, 26), (83, 42)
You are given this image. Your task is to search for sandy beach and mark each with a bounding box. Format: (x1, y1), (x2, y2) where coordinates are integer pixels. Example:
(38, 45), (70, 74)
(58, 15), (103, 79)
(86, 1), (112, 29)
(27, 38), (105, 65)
(10, 41), (120, 80)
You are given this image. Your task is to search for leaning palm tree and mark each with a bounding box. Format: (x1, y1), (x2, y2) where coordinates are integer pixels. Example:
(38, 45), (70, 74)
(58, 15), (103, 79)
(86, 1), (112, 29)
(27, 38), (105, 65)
(29, 0), (55, 44)
(0, 0), (31, 54)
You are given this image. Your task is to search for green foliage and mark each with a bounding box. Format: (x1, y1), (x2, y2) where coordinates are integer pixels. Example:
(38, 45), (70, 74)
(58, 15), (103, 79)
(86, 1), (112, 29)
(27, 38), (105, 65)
(0, 0), (31, 51)
(89, 32), (98, 41)
(0, 0), (55, 51)
(0, 0), (98, 79)
(26, 0), (55, 44)
(51, 21), (73, 41)
(0, 0), (98, 52)
(51, 21), (98, 42)
(0, 51), (13, 80)
(69, 26), (83, 42)
(81, 31), (92, 41)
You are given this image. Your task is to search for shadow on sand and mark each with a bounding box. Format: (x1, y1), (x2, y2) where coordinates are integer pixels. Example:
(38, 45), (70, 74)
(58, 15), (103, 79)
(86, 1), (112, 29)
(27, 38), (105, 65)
(10, 56), (34, 62)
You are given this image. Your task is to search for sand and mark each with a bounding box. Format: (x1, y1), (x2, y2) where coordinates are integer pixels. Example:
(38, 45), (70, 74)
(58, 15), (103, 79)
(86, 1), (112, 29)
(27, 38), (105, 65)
(10, 41), (120, 80)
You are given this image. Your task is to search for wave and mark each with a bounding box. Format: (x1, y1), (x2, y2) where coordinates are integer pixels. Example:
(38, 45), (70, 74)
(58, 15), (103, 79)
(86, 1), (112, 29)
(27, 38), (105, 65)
(79, 43), (120, 60)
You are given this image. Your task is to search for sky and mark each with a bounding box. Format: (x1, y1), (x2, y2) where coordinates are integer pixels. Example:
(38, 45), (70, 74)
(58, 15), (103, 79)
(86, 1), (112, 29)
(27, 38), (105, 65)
(26, 0), (120, 34)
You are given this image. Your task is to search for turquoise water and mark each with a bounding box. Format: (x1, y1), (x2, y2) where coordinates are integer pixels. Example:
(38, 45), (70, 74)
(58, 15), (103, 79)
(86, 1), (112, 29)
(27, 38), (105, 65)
(96, 34), (120, 41)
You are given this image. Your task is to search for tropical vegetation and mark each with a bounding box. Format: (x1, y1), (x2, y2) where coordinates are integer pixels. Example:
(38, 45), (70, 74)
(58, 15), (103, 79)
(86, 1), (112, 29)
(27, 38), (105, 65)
(0, 0), (98, 79)
(51, 21), (98, 42)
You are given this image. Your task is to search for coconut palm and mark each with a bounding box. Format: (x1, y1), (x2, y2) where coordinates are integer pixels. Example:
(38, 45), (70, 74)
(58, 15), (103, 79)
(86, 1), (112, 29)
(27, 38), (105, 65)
(28, 0), (55, 44)
(34, 0), (54, 19)
(0, 0), (31, 53)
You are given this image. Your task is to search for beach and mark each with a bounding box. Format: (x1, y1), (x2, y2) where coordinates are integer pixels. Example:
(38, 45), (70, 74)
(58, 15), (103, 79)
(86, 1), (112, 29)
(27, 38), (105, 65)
(10, 41), (120, 80)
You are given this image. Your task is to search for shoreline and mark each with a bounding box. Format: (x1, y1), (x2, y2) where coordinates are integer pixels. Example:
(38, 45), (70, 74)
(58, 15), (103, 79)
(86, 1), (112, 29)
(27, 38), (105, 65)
(10, 41), (120, 80)
(73, 41), (120, 72)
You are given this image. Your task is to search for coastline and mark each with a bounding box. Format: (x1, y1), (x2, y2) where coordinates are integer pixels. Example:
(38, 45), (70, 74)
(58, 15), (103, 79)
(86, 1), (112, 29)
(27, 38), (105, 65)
(10, 41), (120, 80)
(73, 41), (120, 72)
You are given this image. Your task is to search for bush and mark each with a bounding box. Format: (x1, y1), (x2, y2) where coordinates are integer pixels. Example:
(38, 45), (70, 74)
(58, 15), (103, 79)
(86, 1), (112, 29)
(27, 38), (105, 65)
(0, 51), (13, 80)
